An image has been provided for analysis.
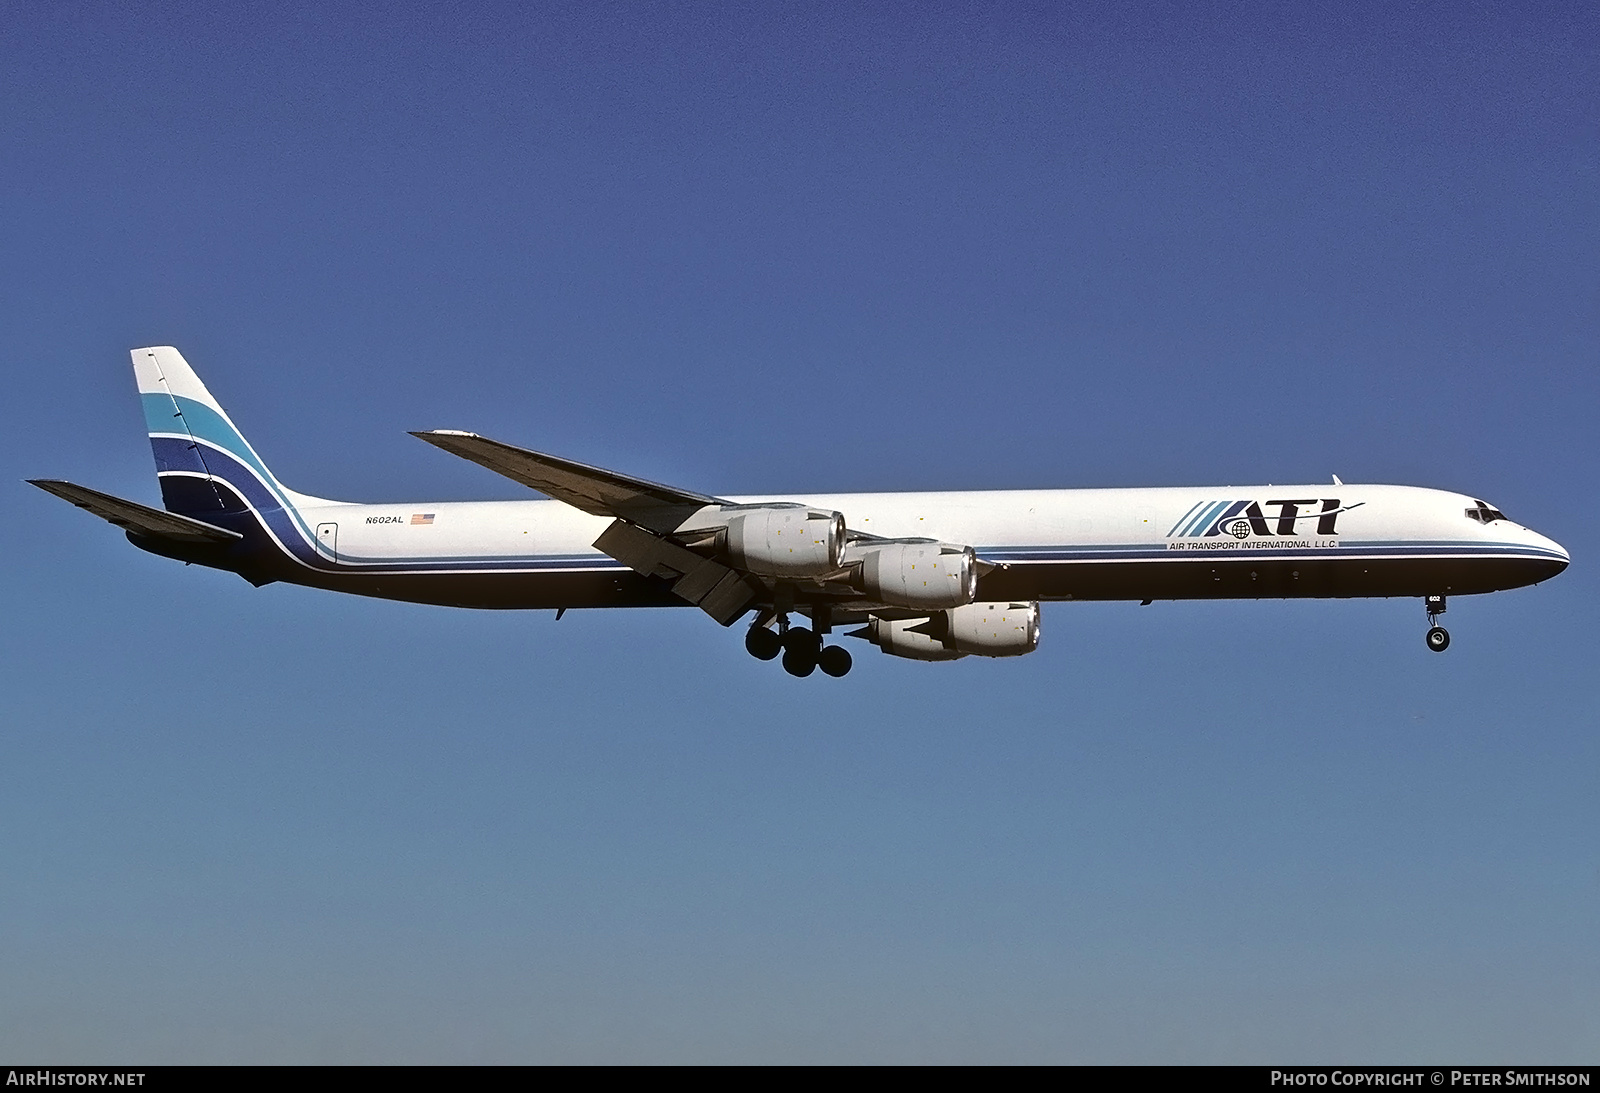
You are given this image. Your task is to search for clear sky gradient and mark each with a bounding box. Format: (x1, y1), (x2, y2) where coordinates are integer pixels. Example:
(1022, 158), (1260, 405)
(2, 1), (1596, 1063)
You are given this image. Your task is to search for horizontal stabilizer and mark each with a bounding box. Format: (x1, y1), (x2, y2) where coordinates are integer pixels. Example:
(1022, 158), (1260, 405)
(29, 480), (242, 543)
(412, 430), (723, 534)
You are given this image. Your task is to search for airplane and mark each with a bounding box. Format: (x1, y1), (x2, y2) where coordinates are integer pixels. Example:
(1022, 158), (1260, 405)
(30, 347), (1570, 677)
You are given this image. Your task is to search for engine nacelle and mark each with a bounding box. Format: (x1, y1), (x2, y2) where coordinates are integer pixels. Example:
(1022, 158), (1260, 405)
(858, 602), (1041, 661)
(846, 540), (978, 611)
(859, 617), (967, 661)
(680, 504), (845, 578)
(941, 601), (1040, 656)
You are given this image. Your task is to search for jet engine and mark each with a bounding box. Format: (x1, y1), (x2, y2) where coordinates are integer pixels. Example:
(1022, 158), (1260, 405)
(938, 600), (1040, 656)
(856, 602), (1041, 661)
(846, 540), (979, 611)
(677, 504), (846, 578)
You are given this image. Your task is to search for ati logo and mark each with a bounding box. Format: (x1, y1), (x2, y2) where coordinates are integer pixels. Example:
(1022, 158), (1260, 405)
(1168, 499), (1364, 539)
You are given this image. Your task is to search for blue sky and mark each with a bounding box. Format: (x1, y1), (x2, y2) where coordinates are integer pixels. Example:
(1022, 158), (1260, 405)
(3, 1), (1596, 1062)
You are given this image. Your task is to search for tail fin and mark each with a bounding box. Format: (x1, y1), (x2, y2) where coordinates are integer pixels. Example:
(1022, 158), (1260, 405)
(133, 346), (324, 517)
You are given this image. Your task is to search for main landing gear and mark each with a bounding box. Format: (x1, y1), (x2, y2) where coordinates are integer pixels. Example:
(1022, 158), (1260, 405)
(1424, 595), (1450, 653)
(745, 616), (853, 678)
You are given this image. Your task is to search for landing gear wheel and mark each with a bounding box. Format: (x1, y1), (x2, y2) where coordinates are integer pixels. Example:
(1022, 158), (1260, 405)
(817, 645), (853, 678)
(1426, 626), (1450, 653)
(745, 626), (781, 661)
(783, 627), (820, 656)
(782, 647), (817, 677)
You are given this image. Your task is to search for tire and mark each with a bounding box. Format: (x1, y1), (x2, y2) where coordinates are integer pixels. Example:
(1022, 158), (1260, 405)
(1426, 626), (1450, 652)
(817, 645), (853, 678)
(783, 627), (820, 656)
(745, 626), (781, 661)
(782, 647), (817, 677)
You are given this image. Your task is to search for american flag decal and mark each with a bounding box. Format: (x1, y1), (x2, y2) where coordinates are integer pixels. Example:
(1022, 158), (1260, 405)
(411, 513), (435, 525)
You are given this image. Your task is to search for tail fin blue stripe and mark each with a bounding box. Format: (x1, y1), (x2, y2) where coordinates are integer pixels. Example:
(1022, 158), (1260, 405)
(146, 394), (330, 560)
(143, 393), (284, 500)
(151, 437), (332, 564)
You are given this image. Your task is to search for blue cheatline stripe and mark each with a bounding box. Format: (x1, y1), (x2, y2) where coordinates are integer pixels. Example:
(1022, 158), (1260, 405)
(1166, 501), (1206, 538)
(1340, 538), (1566, 557)
(977, 542), (1565, 563)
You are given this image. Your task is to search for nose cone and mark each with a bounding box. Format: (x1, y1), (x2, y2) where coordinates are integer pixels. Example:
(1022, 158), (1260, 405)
(1523, 526), (1570, 578)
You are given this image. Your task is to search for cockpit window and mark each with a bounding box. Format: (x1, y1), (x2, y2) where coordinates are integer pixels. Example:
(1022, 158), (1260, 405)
(1465, 500), (1508, 524)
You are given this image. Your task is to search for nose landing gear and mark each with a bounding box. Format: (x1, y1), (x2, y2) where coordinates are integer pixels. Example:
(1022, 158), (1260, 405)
(1424, 595), (1450, 652)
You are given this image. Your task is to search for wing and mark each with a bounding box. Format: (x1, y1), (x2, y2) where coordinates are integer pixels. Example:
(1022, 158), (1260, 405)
(29, 479), (243, 543)
(411, 430), (721, 535)
(412, 430), (767, 622)
(410, 430), (999, 627)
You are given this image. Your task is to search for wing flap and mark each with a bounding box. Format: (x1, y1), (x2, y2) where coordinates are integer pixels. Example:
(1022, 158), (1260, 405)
(412, 430), (721, 534)
(30, 479), (243, 543)
(593, 518), (759, 625)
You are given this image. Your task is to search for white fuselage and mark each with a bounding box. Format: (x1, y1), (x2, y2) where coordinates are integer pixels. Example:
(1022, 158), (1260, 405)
(259, 483), (1566, 612)
(296, 484), (1559, 569)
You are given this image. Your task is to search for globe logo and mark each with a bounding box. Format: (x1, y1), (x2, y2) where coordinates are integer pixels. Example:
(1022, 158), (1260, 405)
(1229, 519), (1251, 539)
